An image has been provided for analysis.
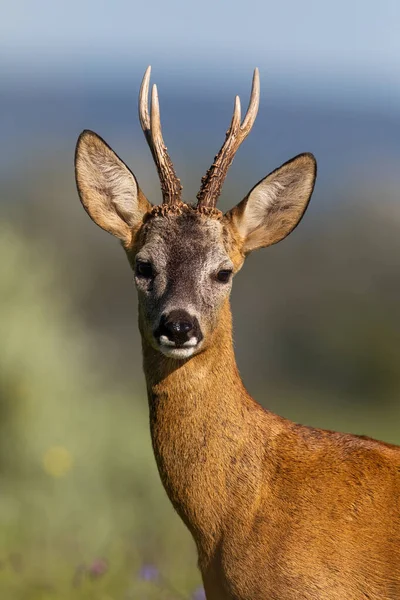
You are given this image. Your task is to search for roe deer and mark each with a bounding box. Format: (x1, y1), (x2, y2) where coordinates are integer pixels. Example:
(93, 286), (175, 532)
(75, 67), (400, 599)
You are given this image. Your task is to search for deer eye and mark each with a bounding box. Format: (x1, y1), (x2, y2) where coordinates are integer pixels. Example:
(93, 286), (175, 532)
(136, 261), (153, 279)
(216, 269), (233, 283)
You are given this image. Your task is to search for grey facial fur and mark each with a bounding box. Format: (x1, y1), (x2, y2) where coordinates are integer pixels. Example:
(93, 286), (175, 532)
(130, 210), (234, 357)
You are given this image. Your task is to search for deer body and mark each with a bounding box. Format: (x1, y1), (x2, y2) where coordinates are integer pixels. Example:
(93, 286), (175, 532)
(145, 320), (400, 599)
(75, 67), (400, 598)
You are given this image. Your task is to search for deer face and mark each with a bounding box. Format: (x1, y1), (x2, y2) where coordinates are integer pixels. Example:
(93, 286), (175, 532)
(75, 68), (316, 360)
(129, 209), (242, 358)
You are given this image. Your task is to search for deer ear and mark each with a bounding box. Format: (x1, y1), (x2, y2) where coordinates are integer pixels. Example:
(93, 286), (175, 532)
(75, 130), (152, 244)
(226, 153), (316, 254)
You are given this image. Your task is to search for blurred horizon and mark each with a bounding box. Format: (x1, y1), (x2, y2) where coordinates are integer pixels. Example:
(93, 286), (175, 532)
(1, 0), (400, 111)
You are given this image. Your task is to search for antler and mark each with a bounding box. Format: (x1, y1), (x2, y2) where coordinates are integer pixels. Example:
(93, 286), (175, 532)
(196, 68), (260, 209)
(139, 66), (182, 205)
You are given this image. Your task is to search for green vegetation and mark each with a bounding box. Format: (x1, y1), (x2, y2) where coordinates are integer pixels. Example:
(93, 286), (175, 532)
(0, 225), (199, 599)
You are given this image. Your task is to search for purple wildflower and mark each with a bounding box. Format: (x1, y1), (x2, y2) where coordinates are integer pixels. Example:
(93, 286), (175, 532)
(139, 563), (159, 582)
(88, 558), (108, 579)
(192, 586), (206, 600)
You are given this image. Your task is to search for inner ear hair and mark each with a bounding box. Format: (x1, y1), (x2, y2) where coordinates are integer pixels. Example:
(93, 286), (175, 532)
(227, 153), (317, 254)
(75, 130), (151, 244)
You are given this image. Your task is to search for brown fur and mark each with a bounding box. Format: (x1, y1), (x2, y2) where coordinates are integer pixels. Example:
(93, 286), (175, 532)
(75, 115), (400, 599)
(139, 227), (400, 600)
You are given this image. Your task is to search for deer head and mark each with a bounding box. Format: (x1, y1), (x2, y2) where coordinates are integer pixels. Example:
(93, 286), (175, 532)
(75, 67), (316, 360)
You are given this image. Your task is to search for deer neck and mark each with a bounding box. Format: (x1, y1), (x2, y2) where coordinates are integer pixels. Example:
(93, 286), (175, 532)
(141, 300), (277, 560)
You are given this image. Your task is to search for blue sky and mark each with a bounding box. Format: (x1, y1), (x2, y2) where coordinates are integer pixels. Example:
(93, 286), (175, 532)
(1, 0), (399, 104)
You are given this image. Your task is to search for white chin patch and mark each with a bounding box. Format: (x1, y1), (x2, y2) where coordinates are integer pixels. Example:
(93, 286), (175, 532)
(158, 335), (199, 359)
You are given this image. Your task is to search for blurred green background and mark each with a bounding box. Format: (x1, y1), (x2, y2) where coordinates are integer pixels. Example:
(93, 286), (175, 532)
(1, 0), (400, 597)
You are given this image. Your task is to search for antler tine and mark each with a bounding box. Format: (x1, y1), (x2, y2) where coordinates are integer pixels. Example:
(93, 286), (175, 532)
(138, 66), (182, 206)
(230, 95), (242, 132)
(139, 66), (151, 133)
(241, 67), (260, 133)
(197, 68), (260, 209)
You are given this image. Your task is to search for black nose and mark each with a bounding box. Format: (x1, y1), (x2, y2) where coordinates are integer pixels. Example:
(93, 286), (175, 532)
(156, 310), (200, 346)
